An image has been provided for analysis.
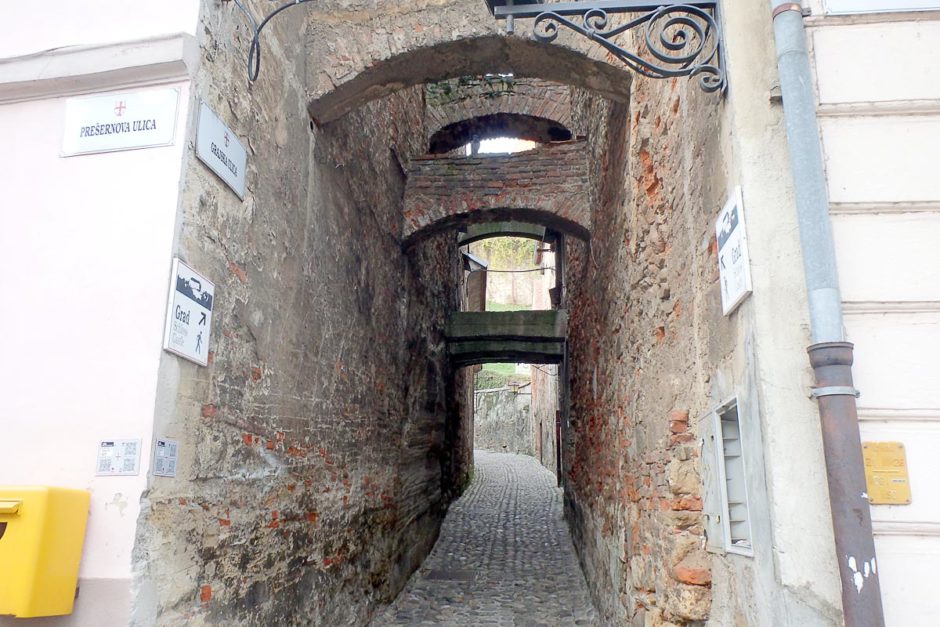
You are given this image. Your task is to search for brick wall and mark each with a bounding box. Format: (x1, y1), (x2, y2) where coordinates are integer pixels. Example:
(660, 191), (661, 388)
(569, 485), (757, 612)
(404, 140), (591, 242)
(562, 76), (729, 626)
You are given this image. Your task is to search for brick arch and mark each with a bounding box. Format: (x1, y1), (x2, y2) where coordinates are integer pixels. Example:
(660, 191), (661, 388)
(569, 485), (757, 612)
(425, 77), (576, 153)
(403, 140), (590, 245)
(305, 0), (632, 123)
(429, 114), (572, 154)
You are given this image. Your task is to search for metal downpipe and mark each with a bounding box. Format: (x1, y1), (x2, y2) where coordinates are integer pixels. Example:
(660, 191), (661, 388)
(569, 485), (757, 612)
(769, 2), (885, 625)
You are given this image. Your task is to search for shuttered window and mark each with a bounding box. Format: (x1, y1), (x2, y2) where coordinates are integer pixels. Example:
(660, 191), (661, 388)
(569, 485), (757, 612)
(710, 399), (754, 556)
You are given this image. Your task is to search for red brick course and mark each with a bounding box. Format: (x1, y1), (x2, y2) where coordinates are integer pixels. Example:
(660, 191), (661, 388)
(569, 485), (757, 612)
(404, 140), (591, 242)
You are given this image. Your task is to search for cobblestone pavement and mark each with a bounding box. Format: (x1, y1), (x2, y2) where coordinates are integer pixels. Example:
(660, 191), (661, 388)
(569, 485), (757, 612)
(373, 450), (599, 626)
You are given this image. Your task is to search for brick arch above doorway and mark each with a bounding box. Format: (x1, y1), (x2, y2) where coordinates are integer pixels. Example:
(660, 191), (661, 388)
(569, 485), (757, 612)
(403, 139), (591, 244)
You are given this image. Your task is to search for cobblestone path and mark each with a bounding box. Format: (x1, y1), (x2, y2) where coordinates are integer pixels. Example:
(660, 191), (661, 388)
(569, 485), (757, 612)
(373, 450), (599, 626)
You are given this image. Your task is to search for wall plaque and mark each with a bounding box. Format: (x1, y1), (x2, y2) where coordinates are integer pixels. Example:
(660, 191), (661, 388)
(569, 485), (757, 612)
(862, 441), (912, 505)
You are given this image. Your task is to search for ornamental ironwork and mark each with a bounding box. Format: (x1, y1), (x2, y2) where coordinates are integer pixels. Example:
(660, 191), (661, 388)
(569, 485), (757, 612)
(488, 1), (726, 93)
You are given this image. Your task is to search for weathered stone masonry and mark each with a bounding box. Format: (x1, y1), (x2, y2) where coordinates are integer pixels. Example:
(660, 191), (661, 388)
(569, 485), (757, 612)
(132, 3), (472, 625)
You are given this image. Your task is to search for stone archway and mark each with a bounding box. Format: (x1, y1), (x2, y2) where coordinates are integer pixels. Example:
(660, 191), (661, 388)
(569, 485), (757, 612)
(305, 0), (632, 123)
(424, 76), (576, 153)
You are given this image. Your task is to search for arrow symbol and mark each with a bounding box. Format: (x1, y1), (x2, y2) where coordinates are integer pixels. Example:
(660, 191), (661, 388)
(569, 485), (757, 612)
(199, 312), (207, 326)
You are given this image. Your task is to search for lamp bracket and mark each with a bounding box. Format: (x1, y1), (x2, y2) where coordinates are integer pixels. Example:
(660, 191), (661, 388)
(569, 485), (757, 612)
(493, 1), (726, 94)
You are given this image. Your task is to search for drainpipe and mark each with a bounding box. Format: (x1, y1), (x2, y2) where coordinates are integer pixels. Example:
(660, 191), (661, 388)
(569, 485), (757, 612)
(769, 3), (885, 625)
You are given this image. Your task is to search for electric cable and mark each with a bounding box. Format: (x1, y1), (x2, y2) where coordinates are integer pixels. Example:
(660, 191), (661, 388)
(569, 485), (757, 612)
(232, 0), (317, 82)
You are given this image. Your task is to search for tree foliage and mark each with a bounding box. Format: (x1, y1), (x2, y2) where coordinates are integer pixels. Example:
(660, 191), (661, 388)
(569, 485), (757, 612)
(470, 237), (537, 270)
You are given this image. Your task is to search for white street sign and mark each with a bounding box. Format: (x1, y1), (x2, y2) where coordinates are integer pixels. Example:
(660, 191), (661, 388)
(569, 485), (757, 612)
(96, 439), (142, 476)
(196, 102), (247, 199)
(716, 187), (753, 316)
(62, 88), (179, 156)
(152, 438), (179, 478)
(163, 258), (215, 366)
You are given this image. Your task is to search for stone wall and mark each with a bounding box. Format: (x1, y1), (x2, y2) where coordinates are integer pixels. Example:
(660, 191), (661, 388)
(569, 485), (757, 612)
(474, 387), (533, 456)
(131, 2), (471, 625)
(562, 76), (729, 625)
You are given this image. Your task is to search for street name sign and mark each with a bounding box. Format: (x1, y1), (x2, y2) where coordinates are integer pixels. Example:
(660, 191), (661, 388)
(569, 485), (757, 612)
(163, 258), (215, 366)
(62, 88), (179, 156)
(196, 102), (247, 199)
(716, 187), (753, 316)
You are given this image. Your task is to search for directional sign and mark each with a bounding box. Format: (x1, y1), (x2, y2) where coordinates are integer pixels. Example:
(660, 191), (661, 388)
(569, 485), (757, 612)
(196, 102), (247, 199)
(716, 187), (753, 316)
(163, 259), (215, 366)
(62, 88), (179, 156)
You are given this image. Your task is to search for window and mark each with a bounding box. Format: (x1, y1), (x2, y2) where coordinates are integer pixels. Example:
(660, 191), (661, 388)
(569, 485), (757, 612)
(826, 0), (940, 14)
(702, 397), (754, 556)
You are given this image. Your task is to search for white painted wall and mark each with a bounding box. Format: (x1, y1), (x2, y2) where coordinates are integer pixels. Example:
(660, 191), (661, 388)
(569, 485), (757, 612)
(0, 81), (190, 622)
(810, 10), (940, 626)
(0, 1), (200, 59)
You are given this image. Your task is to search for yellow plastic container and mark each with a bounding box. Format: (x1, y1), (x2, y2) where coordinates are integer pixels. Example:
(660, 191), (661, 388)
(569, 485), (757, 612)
(0, 486), (90, 618)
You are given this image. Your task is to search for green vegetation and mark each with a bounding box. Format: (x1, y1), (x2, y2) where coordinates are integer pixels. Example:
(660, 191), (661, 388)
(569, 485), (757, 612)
(474, 362), (530, 390)
(471, 237), (537, 270)
(482, 362), (516, 376)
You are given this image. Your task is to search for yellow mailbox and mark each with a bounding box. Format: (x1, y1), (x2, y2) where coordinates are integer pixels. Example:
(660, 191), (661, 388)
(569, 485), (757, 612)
(0, 486), (90, 618)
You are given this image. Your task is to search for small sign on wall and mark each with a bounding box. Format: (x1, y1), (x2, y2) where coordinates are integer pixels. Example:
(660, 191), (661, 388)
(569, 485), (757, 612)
(716, 187), (753, 316)
(863, 442), (912, 505)
(163, 258), (215, 366)
(96, 439), (142, 476)
(196, 102), (247, 199)
(152, 438), (179, 478)
(62, 88), (179, 156)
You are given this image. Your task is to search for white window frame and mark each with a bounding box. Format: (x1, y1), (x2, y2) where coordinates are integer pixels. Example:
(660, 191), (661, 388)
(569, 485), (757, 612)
(711, 397), (755, 557)
(825, 0), (940, 15)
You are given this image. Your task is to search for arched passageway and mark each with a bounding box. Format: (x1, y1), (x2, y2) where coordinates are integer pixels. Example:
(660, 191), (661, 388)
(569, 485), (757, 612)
(137, 1), (736, 625)
(306, 4), (633, 123)
(424, 76), (576, 152)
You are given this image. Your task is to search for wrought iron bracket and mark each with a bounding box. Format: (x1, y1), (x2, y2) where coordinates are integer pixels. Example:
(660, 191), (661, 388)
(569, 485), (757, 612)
(491, 1), (727, 94)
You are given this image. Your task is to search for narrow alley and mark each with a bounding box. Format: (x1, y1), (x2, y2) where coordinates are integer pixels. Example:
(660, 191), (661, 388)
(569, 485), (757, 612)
(6, 2), (940, 626)
(374, 451), (597, 626)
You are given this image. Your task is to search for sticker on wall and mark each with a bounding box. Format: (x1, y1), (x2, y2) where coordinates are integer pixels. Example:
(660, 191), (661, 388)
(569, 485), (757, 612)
(195, 102), (247, 199)
(96, 439), (142, 476)
(716, 187), (753, 316)
(61, 88), (179, 156)
(162, 258), (215, 367)
(152, 438), (179, 478)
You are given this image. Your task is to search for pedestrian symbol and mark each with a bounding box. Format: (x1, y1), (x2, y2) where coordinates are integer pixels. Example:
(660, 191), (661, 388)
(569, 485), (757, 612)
(163, 259), (215, 366)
